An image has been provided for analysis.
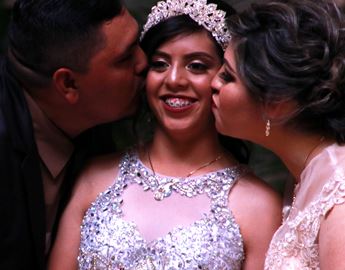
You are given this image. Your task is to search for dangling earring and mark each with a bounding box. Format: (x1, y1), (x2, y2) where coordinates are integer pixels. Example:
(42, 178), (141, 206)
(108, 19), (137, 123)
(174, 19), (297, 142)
(265, 119), (271, 137)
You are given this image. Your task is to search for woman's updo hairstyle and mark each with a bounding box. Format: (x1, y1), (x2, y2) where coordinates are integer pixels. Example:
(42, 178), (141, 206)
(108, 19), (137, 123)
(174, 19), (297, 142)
(228, 0), (345, 143)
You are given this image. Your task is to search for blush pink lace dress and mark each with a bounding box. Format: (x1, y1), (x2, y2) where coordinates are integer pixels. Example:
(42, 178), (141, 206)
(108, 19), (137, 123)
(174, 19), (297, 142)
(265, 143), (345, 270)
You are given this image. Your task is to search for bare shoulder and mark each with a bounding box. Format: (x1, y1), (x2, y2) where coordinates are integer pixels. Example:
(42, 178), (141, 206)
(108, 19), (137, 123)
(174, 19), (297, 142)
(229, 171), (282, 261)
(78, 152), (123, 190)
(70, 152), (123, 211)
(231, 172), (282, 213)
(229, 172), (282, 231)
(319, 201), (345, 269)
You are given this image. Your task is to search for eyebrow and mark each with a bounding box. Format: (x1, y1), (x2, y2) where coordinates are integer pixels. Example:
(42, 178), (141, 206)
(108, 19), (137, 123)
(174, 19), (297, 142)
(153, 51), (217, 61)
(186, 52), (217, 61)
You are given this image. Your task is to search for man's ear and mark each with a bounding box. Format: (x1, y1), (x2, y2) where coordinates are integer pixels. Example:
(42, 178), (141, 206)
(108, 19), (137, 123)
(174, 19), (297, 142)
(52, 68), (79, 104)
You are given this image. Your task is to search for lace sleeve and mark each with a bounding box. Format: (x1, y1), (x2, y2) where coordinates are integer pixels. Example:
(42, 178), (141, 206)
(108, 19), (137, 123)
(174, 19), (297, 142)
(320, 169), (345, 217)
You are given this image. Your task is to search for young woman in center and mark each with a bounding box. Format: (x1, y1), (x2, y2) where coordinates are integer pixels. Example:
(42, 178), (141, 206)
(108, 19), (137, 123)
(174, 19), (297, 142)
(49, 0), (281, 269)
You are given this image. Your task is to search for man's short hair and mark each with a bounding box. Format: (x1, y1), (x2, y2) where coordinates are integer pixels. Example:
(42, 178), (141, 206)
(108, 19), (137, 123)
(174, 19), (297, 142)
(7, 0), (122, 87)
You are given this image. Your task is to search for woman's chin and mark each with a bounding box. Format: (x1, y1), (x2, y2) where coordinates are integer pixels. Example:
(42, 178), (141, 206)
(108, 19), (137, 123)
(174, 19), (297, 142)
(214, 122), (235, 138)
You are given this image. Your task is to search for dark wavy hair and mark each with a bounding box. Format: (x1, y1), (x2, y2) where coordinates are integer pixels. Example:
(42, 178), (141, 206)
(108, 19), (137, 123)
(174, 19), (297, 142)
(7, 0), (123, 87)
(138, 0), (249, 163)
(228, 0), (345, 143)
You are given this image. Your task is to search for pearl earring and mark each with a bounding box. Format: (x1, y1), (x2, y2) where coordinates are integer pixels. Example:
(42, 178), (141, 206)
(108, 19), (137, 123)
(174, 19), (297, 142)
(265, 119), (271, 137)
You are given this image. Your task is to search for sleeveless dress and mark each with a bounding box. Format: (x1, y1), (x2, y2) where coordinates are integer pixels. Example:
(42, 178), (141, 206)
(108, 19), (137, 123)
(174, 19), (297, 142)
(265, 143), (345, 269)
(78, 151), (247, 270)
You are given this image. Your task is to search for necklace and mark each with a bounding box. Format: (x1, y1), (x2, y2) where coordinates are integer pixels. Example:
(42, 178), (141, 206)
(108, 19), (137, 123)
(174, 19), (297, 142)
(147, 149), (222, 201)
(303, 136), (325, 169)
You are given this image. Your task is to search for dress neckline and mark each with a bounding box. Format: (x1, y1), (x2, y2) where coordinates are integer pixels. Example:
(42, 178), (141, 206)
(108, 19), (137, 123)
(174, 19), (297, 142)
(135, 151), (233, 179)
(300, 142), (337, 178)
(79, 150), (246, 270)
(127, 151), (246, 201)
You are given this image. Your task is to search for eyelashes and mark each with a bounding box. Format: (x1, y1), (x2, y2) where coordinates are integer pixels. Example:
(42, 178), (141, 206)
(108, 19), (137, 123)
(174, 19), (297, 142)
(150, 60), (169, 71)
(186, 62), (208, 73)
(218, 70), (234, 82)
(149, 60), (210, 74)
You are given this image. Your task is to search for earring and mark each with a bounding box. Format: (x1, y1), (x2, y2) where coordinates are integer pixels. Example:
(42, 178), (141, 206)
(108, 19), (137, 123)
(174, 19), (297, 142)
(265, 119), (271, 137)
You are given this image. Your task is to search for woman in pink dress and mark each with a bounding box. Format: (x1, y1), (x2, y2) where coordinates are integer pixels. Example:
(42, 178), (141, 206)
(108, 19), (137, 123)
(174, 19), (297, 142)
(211, 0), (345, 269)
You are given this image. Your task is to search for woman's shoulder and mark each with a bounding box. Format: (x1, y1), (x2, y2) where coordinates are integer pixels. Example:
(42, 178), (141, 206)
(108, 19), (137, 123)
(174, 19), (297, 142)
(221, 152), (282, 211)
(80, 152), (123, 183)
(230, 172), (282, 221)
(70, 151), (125, 211)
(229, 173), (283, 249)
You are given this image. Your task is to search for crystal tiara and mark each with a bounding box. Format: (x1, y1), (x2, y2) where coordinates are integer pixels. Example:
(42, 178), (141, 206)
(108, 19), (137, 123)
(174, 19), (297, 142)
(140, 0), (231, 50)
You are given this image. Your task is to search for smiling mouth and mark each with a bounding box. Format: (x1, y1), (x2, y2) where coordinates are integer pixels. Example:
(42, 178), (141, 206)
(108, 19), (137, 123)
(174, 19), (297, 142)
(163, 97), (195, 108)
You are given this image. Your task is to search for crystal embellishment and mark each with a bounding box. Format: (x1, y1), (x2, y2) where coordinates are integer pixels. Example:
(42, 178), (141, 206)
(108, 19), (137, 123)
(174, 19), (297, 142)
(78, 151), (247, 269)
(134, 154), (247, 201)
(153, 180), (178, 201)
(140, 0), (231, 50)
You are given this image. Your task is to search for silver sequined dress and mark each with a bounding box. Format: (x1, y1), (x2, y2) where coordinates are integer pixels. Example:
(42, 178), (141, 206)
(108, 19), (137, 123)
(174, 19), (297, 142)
(78, 151), (246, 270)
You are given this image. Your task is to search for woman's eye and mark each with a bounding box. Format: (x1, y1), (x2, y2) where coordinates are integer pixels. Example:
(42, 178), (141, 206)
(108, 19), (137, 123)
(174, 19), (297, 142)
(150, 60), (169, 71)
(219, 70), (235, 82)
(187, 62), (208, 73)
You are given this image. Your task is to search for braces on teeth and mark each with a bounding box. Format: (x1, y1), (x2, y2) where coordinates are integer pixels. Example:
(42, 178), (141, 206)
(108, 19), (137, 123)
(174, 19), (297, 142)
(165, 98), (192, 108)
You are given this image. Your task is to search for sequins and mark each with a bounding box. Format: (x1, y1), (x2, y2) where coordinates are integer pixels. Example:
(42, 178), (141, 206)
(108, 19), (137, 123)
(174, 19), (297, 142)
(78, 151), (246, 269)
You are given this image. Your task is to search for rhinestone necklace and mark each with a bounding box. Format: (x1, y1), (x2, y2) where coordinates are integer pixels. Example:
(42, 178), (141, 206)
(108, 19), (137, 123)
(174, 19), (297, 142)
(147, 150), (222, 201)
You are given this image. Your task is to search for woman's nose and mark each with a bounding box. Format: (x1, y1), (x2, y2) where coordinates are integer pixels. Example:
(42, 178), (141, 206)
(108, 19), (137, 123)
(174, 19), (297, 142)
(165, 65), (188, 90)
(211, 72), (222, 94)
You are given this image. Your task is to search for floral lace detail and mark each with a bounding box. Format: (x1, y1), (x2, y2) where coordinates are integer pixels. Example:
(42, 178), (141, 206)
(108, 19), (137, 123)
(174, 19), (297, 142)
(265, 169), (345, 270)
(78, 151), (246, 270)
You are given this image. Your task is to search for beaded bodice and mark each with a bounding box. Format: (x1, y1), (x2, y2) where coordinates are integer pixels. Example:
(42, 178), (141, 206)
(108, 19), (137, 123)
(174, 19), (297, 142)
(78, 151), (246, 270)
(265, 143), (345, 270)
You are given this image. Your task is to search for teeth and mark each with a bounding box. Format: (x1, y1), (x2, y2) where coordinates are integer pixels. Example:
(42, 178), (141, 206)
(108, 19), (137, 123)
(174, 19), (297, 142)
(165, 98), (193, 108)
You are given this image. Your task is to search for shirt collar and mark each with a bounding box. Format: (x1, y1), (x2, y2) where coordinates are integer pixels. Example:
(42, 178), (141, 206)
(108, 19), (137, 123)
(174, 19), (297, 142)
(24, 91), (74, 178)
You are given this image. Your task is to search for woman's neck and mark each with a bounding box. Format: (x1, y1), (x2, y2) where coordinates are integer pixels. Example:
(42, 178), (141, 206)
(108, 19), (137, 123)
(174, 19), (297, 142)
(141, 128), (229, 177)
(264, 130), (331, 182)
(154, 127), (222, 158)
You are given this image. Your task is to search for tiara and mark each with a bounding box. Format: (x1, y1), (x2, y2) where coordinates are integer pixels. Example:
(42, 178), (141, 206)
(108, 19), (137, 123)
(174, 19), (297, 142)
(140, 0), (231, 50)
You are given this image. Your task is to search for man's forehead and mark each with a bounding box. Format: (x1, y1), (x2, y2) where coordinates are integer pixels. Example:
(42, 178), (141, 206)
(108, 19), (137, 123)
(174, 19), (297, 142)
(116, 10), (139, 49)
(109, 8), (138, 37)
(98, 8), (139, 58)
